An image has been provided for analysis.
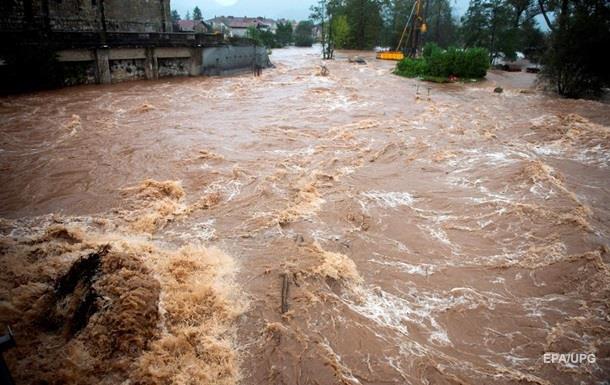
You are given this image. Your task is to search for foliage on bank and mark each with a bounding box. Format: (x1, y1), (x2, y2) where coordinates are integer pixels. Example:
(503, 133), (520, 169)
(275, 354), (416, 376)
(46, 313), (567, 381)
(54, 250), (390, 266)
(394, 43), (489, 82)
(246, 26), (282, 48)
(295, 21), (315, 47)
(540, 0), (610, 98)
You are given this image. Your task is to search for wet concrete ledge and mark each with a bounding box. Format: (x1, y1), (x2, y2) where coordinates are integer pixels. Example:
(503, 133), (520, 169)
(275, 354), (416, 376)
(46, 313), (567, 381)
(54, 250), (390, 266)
(0, 31), (271, 86)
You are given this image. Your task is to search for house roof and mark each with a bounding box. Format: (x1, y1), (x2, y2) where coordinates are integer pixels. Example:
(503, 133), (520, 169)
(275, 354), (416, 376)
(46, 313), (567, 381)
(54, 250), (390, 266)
(177, 20), (208, 31)
(207, 16), (276, 30)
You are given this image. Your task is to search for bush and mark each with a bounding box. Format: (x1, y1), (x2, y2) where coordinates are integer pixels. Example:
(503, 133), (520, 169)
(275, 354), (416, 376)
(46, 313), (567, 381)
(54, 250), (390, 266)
(395, 44), (489, 81)
(395, 57), (428, 77)
(422, 42), (441, 59)
(246, 26), (281, 48)
(294, 21), (314, 47)
(462, 48), (489, 78)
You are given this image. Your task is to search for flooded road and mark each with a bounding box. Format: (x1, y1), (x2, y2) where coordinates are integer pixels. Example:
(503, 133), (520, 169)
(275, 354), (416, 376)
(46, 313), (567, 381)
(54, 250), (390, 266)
(1, 46), (609, 385)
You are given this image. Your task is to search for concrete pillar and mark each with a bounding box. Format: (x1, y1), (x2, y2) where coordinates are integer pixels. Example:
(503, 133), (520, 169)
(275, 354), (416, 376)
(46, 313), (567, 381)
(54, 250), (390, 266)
(189, 47), (203, 76)
(145, 48), (159, 80)
(94, 48), (112, 84)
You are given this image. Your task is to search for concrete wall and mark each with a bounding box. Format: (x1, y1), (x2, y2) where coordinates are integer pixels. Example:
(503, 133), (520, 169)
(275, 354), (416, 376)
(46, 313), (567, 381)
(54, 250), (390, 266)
(53, 44), (270, 85)
(0, 0), (171, 32)
(202, 45), (270, 75)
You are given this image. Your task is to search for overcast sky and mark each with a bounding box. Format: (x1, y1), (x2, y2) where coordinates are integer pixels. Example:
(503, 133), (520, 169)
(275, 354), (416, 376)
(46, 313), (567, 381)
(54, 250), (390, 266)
(171, 0), (471, 21)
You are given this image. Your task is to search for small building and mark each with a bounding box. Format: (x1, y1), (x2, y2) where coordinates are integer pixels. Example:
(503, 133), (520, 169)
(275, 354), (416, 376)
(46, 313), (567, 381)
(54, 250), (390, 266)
(176, 20), (210, 33)
(207, 16), (276, 38)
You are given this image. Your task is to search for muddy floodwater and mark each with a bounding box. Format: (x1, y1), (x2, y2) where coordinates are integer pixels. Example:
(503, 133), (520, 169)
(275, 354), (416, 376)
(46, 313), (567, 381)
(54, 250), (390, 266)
(1, 47), (609, 385)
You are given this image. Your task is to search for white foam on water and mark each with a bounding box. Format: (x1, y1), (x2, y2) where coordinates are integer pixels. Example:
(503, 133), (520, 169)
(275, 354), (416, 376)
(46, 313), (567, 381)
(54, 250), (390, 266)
(205, 179), (243, 202)
(192, 219), (217, 241)
(574, 144), (610, 167)
(529, 182), (556, 199)
(270, 146), (316, 157)
(419, 224), (452, 246)
(338, 166), (356, 175)
(369, 258), (437, 276)
(344, 286), (498, 347)
(531, 144), (563, 156)
(361, 191), (415, 208)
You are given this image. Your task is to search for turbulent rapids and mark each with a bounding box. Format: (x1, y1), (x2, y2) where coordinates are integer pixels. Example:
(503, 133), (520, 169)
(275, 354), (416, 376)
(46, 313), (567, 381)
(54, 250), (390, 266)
(0, 47), (609, 385)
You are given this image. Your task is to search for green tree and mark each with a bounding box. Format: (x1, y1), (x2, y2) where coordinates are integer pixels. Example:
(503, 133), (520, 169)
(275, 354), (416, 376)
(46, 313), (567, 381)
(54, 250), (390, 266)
(295, 20), (315, 47)
(185, 10), (191, 20)
(541, 0), (610, 98)
(192, 6), (203, 21)
(171, 9), (181, 23)
(332, 15), (351, 48)
(246, 26), (280, 48)
(275, 21), (294, 46)
(461, 0), (519, 62)
(424, 0), (459, 48)
(380, 0), (415, 50)
(344, 0), (383, 49)
(520, 18), (547, 63)
(310, 0), (342, 58)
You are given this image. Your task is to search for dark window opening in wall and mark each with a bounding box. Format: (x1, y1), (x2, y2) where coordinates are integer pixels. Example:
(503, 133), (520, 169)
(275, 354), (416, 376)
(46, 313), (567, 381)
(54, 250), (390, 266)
(92, 0), (97, 6)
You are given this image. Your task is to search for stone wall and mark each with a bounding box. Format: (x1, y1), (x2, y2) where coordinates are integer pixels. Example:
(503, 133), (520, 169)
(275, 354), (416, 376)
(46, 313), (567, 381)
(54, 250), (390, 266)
(0, 0), (171, 33)
(158, 58), (190, 78)
(109, 59), (146, 82)
(62, 61), (97, 86)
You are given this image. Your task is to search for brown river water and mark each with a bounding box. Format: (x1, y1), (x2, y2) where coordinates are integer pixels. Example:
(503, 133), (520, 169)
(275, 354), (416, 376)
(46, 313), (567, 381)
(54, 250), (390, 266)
(0, 47), (609, 385)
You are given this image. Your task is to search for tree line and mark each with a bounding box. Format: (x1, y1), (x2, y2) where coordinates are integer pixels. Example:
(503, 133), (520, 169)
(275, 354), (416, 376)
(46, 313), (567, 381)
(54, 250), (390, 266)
(310, 0), (609, 98)
(170, 2), (608, 98)
(171, 7), (203, 22)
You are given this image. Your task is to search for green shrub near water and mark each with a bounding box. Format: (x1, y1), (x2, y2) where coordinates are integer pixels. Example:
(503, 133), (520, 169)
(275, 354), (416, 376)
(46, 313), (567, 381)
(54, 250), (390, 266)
(395, 43), (489, 81)
(395, 57), (427, 77)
